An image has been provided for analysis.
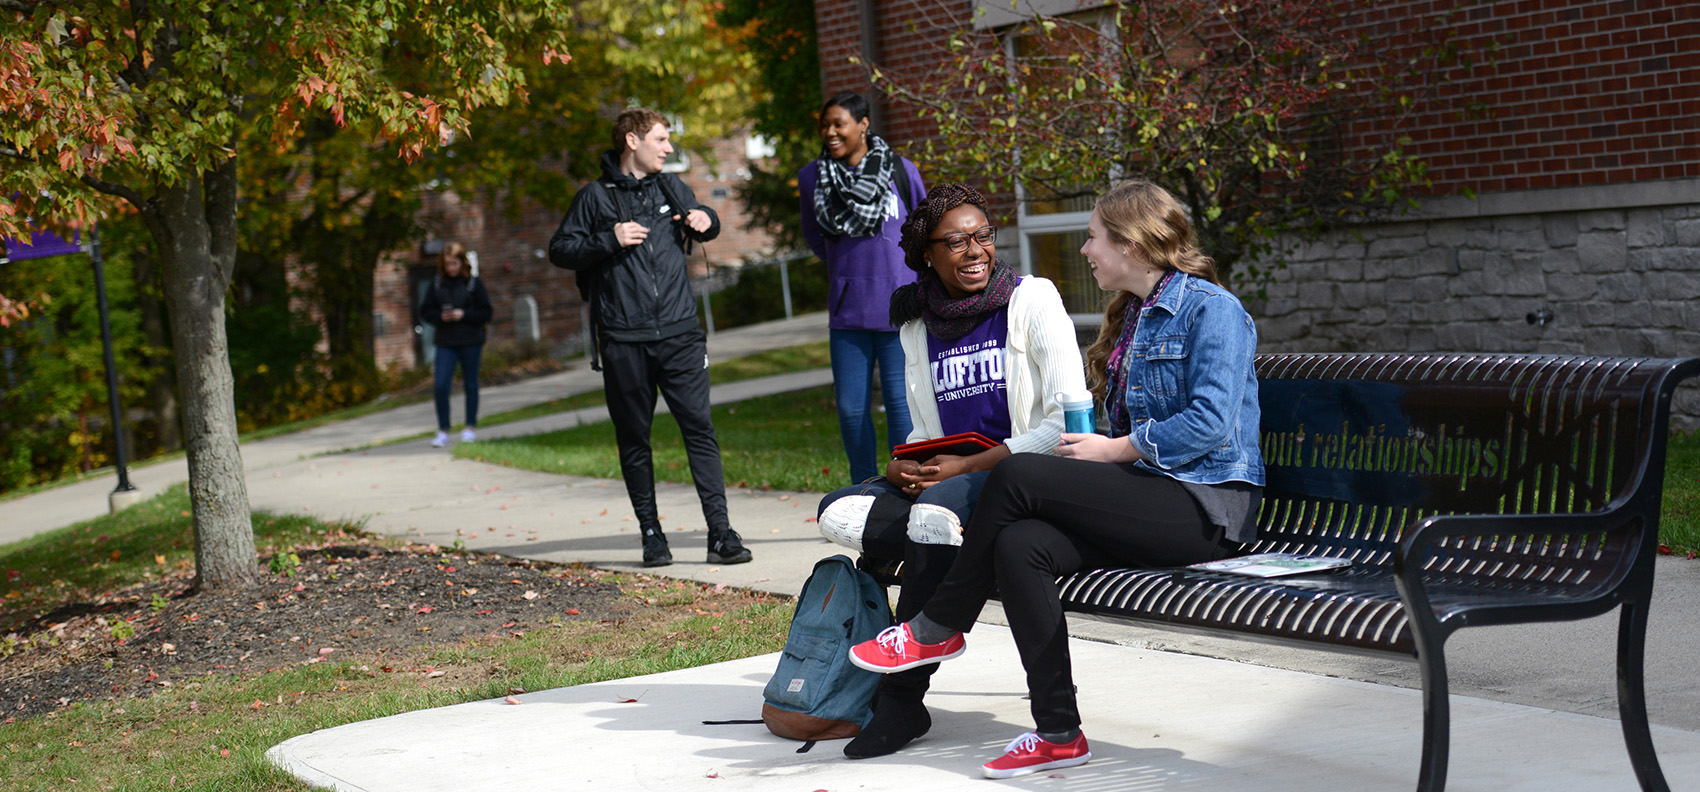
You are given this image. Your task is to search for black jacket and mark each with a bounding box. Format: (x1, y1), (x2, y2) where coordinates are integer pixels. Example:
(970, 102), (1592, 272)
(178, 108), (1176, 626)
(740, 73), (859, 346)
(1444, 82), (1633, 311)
(419, 274), (494, 347)
(548, 151), (720, 344)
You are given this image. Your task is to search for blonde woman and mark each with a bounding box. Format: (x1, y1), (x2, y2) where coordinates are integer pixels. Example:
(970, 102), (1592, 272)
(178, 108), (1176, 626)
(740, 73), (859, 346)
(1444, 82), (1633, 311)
(849, 181), (1265, 779)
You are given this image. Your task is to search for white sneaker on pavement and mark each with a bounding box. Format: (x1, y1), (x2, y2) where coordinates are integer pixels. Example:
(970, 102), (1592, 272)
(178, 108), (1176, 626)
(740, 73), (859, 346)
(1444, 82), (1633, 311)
(460, 428), (476, 443)
(431, 431), (451, 448)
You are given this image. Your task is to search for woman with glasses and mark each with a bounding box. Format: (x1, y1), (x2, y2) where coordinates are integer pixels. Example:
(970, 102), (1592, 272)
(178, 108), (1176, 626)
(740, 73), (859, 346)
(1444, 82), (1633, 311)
(800, 91), (927, 485)
(848, 181), (1264, 779)
(815, 183), (1086, 760)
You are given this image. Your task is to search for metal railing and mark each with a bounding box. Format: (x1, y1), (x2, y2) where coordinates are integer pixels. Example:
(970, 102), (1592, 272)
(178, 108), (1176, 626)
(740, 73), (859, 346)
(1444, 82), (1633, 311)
(694, 249), (817, 336)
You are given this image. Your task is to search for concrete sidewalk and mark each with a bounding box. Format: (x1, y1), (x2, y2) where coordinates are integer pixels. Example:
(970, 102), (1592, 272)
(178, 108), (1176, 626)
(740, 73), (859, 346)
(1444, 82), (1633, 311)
(6, 309), (1700, 790)
(266, 624), (1700, 792)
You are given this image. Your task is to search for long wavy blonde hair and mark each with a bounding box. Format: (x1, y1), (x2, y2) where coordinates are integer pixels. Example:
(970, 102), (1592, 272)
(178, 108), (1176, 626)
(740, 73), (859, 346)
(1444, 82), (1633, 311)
(1083, 181), (1220, 404)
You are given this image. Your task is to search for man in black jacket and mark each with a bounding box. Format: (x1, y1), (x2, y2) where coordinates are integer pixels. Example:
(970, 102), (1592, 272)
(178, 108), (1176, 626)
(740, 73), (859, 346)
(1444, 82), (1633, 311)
(548, 108), (752, 568)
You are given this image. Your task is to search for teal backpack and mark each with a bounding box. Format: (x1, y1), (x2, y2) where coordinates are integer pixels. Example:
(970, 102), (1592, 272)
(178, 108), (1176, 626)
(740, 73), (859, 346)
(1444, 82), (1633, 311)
(761, 554), (893, 742)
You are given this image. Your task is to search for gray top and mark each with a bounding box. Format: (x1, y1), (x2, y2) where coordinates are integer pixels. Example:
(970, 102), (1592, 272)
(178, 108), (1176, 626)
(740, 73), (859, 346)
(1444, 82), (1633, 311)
(1180, 480), (1262, 545)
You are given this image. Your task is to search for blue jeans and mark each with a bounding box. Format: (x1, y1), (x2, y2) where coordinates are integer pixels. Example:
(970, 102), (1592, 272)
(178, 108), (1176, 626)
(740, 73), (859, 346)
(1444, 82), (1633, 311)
(830, 329), (912, 484)
(433, 344), (482, 431)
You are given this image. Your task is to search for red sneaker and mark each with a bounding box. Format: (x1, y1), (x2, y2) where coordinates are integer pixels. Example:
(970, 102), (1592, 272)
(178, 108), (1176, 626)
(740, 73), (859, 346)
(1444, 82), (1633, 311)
(981, 731), (1091, 779)
(848, 623), (965, 673)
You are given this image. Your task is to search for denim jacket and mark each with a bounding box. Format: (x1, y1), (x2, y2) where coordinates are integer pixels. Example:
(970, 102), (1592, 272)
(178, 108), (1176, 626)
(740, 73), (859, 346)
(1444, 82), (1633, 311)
(1124, 271), (1265, 487)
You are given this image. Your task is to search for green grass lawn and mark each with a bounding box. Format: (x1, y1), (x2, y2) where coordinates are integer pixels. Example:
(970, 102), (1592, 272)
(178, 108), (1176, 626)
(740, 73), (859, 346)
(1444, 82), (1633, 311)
(0, 489), (789, 791)
(1661, 430), (1700, 554)
(474, 340), (833, 431)
(0, 486), (348, 633)
(458, 383), (880, 493)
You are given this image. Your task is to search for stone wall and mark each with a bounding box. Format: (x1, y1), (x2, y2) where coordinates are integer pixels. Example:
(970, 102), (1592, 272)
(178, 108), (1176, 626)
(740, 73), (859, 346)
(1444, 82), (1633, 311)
(1251, 180), (1700, 432)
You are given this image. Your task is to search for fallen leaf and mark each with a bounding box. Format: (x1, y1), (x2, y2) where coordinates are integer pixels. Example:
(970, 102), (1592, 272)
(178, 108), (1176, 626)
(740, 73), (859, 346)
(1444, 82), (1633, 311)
(505, 695), (524, 705)
(427, 670), (446, 678)
(565, 608), (580, 615)
(523, 590), (539, 600)
(704, 770), (720, 778)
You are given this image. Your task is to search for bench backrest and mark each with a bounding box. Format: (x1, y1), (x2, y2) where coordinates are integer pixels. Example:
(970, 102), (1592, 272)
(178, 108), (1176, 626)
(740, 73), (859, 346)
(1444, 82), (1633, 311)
(1249, 353), (1698, 576)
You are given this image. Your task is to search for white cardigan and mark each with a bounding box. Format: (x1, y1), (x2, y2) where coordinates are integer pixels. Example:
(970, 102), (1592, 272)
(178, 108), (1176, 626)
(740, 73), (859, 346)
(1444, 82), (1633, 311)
(901, 277), (1087, 455)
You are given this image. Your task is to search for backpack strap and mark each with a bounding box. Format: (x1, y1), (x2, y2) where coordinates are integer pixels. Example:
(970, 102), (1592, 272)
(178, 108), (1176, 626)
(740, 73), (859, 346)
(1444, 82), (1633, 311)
(657, 174), (696, 255)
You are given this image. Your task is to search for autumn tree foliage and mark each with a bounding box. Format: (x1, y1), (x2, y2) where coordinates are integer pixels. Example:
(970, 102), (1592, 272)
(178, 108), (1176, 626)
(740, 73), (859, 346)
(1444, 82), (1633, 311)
(870, 0), (1456, 282)
(233, 0), (754, 409)
(0, 1), (573, 590)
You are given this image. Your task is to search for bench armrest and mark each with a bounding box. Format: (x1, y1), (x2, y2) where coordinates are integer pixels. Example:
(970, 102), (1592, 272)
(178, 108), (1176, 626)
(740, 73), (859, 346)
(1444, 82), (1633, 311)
(1395, 505), (1638, 570)
(1393, 502), (1652, 627)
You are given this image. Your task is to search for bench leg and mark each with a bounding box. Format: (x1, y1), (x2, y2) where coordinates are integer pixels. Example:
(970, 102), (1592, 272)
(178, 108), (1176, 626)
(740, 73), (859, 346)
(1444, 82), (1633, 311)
(1617, 597), (1671, 792)
(1415, 642), (1450, 792)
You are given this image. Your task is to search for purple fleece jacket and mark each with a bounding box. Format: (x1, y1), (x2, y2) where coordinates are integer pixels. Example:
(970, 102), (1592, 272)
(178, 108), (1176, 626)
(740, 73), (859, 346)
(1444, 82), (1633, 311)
(798, 156), (926, 331)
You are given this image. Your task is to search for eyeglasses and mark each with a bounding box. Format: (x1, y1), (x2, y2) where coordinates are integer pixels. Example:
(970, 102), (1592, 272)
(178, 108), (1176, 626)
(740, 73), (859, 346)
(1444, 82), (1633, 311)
(928, 225), (997, 253)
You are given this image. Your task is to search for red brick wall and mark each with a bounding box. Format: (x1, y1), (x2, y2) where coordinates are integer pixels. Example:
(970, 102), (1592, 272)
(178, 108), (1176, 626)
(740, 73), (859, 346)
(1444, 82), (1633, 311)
(1338, 0), (1699, 195)
(682, 133), (779, 269)
(371, 192), (586, 369)
(815, 1), (971, 177)
(818, 0), (1700, 199)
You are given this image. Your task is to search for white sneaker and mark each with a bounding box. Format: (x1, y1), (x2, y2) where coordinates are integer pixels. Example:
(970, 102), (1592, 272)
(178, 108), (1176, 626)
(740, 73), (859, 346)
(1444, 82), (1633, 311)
(431, 431), (451, 448)
(460, 428), (476, 443)
(818, 495), (874, 551)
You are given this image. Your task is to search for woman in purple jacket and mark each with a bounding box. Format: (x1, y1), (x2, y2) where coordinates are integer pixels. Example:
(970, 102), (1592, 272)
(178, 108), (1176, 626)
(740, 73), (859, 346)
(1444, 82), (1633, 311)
(800, 91), (927, 484)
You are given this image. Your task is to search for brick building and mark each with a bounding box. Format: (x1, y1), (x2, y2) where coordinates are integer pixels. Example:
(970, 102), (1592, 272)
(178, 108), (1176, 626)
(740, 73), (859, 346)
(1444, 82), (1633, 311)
(816, 0), (1700, 427)
(369, 131), (779, 369)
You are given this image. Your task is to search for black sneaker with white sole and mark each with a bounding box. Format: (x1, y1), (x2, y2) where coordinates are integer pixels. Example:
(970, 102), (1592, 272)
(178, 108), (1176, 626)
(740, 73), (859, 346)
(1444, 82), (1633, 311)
(706, 529), (752, 564)
(641, 533), (673, 568)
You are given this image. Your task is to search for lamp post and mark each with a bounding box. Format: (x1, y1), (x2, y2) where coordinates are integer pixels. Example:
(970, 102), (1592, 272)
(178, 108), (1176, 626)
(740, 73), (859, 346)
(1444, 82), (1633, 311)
(88, 228), (141, 511)
(1, 225), (140, 511)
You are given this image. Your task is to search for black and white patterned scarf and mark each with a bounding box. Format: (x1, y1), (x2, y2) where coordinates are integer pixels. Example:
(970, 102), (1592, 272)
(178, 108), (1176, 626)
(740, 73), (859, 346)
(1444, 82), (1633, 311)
(811, 134), (897, 238)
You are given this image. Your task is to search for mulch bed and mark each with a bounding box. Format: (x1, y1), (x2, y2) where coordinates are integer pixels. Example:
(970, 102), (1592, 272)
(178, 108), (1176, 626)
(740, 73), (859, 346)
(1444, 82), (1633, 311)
(0, 543), (627, 720)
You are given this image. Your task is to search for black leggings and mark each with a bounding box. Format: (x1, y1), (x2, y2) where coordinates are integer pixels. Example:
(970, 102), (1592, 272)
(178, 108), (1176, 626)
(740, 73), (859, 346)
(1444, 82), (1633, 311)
(920, 454), (1235, 734)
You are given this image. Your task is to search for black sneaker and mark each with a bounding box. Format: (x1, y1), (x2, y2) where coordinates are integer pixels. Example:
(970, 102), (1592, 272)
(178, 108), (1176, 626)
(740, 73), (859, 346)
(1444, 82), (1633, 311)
(706, 529), (752, 564)
(642, 533), (673, 568)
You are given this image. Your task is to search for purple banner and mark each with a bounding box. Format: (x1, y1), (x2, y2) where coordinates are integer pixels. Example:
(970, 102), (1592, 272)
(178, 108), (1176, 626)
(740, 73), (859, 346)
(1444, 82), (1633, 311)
(2, 230), (83, 262)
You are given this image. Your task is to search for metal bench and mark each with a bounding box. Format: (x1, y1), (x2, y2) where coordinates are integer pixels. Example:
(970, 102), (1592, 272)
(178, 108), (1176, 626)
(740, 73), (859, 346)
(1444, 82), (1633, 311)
(862, 352), (1698, 792)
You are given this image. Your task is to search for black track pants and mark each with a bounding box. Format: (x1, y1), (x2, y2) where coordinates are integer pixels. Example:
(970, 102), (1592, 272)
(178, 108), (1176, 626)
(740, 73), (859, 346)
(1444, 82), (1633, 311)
(600, 329), (730, 541)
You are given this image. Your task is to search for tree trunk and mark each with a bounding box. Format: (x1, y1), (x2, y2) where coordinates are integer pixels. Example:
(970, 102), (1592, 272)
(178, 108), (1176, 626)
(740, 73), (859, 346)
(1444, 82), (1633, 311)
(141, 156), (260, 591)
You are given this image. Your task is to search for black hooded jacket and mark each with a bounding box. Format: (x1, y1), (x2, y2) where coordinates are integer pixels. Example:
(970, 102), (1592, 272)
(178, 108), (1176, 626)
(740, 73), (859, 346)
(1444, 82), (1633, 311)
(548, 151), (721, 343)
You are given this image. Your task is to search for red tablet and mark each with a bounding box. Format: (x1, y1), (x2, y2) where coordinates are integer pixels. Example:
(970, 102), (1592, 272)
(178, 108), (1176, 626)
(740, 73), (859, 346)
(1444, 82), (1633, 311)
(892, 431), (1000, 461)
